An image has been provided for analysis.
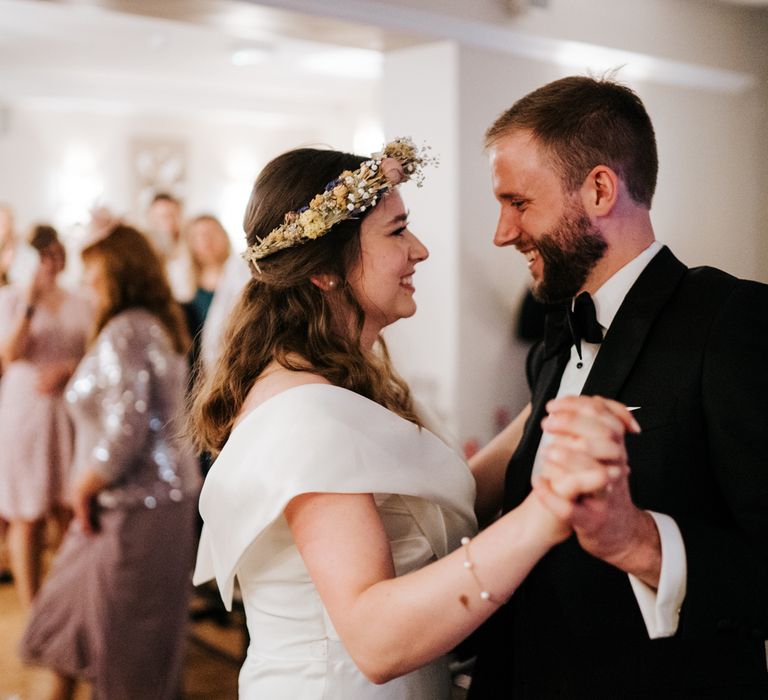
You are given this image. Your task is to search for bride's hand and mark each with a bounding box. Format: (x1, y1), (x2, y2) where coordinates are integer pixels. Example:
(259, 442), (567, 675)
(531, 395), (638, 520)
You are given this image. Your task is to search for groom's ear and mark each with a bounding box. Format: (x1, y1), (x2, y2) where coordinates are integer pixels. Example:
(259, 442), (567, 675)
(579, 165), (619, 217)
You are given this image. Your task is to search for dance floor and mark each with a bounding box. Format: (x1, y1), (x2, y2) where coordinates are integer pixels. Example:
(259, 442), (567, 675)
(0, 538), (473, 700)
(0, 579), (241, 699)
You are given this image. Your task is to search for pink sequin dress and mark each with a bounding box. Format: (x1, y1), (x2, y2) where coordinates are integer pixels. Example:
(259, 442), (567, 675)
(0, 285), (91, 520)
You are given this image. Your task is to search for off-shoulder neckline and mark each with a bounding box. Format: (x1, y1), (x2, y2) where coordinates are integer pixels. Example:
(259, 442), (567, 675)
(230, 383), (413, 440)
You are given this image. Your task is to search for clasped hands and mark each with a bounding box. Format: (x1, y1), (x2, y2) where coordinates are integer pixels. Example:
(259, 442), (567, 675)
(532, 396), (661, 585)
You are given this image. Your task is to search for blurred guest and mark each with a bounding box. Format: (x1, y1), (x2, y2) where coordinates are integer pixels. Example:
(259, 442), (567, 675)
(0, 203), (16, 582)
(0, 203), (15, 287)
(198, 244), (251, 376)
(0, 225), (90, 607)
(19, 223), (201, 700)
(146, 192), (195, 301)
(182, 214), (231, 364)
(182, 214), (250, 376)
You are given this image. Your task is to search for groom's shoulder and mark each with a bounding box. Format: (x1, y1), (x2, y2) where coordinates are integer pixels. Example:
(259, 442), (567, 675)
(678, 264), (768, 308)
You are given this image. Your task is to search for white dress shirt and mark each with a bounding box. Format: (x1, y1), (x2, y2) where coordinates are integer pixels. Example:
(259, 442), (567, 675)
(532, 240), (687, 639)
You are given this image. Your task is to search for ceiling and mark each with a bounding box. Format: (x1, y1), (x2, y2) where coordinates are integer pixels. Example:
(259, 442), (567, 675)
(0, 0), (764, 123)
(0, 0), (426, 123)
(717, 0), (768, 5)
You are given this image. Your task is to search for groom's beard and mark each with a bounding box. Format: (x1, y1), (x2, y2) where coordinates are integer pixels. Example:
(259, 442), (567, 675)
(532, 205), (607, 304)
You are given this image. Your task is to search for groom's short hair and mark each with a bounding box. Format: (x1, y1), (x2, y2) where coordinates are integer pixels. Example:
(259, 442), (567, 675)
(485, 76), (658, 208)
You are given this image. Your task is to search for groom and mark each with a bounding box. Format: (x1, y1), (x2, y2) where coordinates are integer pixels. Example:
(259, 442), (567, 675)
(468, 76), (768, 698)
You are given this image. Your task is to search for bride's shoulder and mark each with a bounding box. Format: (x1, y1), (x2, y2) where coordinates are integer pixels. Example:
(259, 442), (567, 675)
(235, 362), (331, 429)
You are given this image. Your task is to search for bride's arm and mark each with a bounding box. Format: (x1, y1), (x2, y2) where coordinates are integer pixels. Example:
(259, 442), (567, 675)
(285, 469), (605, 685)
(468, 403), (531, 526)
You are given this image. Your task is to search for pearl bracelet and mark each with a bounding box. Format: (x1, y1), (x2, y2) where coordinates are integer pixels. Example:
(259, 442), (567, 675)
(461, 536), (503, 605)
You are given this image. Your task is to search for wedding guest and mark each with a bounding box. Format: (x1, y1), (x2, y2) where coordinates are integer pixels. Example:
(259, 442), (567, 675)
(190, 140), (627, 698)
(20, 224), (201, 700)
(198, 248), (250, 376)
(146, 192), (195, 301)
(182, 214), (232, 368)
(0, 225), (90, 607)
(0, 204), (15, 287)
(468, 75), (768, 699)
(0, 203), (16, 580)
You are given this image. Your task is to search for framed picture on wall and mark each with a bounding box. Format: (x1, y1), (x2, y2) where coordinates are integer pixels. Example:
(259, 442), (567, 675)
(131, 138), (187, 218)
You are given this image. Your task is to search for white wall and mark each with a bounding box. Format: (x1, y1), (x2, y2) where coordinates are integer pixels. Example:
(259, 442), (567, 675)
(455, 49), (564, 444)
(641, 83), (765, 280)
(380, 42), (461, 433)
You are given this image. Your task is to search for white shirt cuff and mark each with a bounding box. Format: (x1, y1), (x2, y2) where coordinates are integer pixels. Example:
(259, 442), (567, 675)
(627, 511), (687, 639)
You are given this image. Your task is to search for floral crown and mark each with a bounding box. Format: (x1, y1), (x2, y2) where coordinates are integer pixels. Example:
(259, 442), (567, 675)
(243, 137), (435, 271)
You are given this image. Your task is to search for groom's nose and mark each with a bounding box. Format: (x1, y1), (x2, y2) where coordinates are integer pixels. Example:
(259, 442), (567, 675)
(493, 208), (521, 247)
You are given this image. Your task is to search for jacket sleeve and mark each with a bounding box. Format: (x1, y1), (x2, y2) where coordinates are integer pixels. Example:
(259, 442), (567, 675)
(678, 279), (768, 639)
(87, 317), (152, 483)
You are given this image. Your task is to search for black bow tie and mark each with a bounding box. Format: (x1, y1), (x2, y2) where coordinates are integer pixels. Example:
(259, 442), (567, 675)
(543, 292), (603, 360)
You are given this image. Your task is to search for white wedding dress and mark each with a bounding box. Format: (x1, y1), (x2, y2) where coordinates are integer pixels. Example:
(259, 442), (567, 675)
(194, 384), (477, 699)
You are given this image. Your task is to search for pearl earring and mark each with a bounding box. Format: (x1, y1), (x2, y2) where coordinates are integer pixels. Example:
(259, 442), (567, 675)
(327, 279), (337, 289)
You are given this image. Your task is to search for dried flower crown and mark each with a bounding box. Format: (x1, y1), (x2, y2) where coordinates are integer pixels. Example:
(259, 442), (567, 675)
(243, 137), (435, 271)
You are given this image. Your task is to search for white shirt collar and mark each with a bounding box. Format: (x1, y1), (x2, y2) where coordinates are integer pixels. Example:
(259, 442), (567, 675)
(592, 240), (663, 331)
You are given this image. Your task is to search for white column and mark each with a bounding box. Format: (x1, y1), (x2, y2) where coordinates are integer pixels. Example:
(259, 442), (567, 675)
(381, 41), (543, 445)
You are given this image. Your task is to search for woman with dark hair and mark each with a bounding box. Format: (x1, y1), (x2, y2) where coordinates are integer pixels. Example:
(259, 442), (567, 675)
(20, 224), (201, 700)
(0, 224), (90, 608)
(191, 140), (626, 698)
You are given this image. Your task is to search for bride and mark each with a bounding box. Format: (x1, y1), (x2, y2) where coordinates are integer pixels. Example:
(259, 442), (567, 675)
(190, 138), (628, 698)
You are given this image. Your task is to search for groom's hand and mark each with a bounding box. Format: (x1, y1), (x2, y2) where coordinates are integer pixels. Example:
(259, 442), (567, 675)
(534, 396), (662, 589)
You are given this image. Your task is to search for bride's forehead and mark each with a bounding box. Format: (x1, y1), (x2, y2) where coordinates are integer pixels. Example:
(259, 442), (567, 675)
(364, 190), (406, 225)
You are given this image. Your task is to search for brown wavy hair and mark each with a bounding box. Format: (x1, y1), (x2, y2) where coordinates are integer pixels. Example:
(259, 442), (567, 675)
(189, 147), (421, 455)
(81, 224), (190, 354)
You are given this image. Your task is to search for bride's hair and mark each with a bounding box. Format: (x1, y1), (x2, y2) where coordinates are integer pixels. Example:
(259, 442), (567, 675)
(188, 148), (421, 455)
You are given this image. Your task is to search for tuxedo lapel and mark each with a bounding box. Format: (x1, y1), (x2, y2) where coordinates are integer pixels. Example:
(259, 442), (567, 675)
(526, 350), (570, 445)
(582, 246), (687, 398)
(504, 345), (570, 511)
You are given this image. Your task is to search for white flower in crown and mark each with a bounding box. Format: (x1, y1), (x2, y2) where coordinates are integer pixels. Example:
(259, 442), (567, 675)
(243, 137), (437, 271)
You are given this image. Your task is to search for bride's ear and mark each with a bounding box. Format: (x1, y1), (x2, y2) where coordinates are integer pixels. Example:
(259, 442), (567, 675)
(310, 275), (339, 292)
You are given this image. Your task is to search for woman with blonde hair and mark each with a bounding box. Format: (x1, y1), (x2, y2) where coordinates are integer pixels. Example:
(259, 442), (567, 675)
(190, 139), (630, 699)
(20, 224), (201, 700)
(0, 224), (90, 607)
(181, 213), (237, 373)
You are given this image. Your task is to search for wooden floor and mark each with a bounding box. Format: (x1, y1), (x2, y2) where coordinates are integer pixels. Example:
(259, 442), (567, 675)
(0, 579), (242, 700)
(2, 578), (471, 699)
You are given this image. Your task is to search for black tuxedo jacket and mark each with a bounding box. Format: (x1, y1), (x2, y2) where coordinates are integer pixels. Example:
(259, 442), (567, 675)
(469, 247), (768, 699)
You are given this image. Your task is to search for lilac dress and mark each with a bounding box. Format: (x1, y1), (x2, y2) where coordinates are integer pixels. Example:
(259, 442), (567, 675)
(20, 308), (201, 699)
(0, 285), (91, 520)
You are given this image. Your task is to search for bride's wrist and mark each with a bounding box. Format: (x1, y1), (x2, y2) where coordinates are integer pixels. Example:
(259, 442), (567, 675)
(519, 492), (570, 547)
